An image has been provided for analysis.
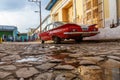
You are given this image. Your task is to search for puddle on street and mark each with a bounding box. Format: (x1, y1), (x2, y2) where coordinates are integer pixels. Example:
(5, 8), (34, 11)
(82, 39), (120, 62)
(104, 68), (120, 80)
(78, 66), (120, 80)
(16, 56), (43, 63)
(0, 62), (6, 64)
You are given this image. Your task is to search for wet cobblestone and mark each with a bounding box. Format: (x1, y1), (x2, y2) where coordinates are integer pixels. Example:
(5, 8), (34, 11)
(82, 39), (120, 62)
(0, 41), (120, 80)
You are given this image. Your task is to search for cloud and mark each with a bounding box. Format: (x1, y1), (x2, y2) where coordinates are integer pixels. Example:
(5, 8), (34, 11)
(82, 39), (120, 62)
(0, 0), (27, 11)
(0, 5), (39, 32)
(0, 0), (49, 33)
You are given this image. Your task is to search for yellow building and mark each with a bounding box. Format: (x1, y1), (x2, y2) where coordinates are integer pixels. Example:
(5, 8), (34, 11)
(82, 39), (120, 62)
(46, 0), (120, 39)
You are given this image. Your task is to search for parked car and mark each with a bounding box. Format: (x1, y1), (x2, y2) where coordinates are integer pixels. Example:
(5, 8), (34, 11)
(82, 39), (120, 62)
(39, 21), (99, 44)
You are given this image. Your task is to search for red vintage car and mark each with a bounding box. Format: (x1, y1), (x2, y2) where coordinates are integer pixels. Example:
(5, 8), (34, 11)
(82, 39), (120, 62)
(39, 21), (99, 44)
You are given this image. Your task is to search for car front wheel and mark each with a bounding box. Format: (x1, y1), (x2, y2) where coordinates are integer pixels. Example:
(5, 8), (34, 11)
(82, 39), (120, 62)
(53, 37), (61, 44)
(41, 40), (45, 44)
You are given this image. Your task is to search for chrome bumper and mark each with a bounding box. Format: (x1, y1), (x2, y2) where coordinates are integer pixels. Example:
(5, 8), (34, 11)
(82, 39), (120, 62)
(64, 31), (100, 35)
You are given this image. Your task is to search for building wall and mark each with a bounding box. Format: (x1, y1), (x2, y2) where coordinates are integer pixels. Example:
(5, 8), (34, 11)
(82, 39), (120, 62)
(20, 34), (28, 42)
(41, 16), (51, 31)
(103, 0), (120, 27)
(49, 0), (120, 40)
(76, 0), (83, 23)
(50, 0), (119, 24)
(35, 15), (51, 33)
(33, 15), (52, 39)
(13, 28), (18, 41)
(104, 0), (110, 19)
(0, 31), (13, 37)
(85, 0), (120, 40)
(51, 0), (63, 22)
(109, 0), (117, 24)
(51, 0), (74, 22)
(114, 0), (120, 21)
(118, 0), (120, 18)
(0, 26), (18, 41)
(63, 1), (73, 22)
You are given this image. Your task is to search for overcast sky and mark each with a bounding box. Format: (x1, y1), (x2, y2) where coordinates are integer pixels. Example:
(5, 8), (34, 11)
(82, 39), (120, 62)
(0, 0), (49, 33)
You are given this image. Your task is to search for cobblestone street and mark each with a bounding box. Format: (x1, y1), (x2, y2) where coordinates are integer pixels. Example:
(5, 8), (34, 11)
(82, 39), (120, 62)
(0, 41), (120, 80)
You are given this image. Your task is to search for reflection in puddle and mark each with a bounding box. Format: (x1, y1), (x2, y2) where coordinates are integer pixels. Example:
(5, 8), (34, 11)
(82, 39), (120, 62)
(78, 66), (120, 80)
(16, 56), (42, 63)
(105, 68), (120, 80)
(0, 62), (5, 64)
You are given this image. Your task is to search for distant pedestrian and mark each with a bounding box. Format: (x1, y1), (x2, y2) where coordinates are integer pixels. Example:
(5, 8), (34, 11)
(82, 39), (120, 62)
(20, 37), (22, 42)
(9, 36), (12, 41)
(3, 35), (7, 41)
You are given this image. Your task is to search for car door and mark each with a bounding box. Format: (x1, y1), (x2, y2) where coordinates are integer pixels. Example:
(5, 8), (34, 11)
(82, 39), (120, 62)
(49, 22), (65, 38)
(47, 23), (54, 40)
(40, 24), (51, 40)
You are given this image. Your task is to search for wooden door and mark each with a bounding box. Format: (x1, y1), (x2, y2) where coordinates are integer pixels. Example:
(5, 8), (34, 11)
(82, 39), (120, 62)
(68, 5), (73, 22)
(83, 0), (104, 28)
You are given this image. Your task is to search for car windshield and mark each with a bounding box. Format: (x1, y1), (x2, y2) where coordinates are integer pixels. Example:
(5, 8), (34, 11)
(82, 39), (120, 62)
(42, 22), (66, 32)
(54, 22), (65, 27)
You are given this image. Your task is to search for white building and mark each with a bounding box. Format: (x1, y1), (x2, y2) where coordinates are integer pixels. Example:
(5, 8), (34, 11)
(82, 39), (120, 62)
(33, 15), (51, 39)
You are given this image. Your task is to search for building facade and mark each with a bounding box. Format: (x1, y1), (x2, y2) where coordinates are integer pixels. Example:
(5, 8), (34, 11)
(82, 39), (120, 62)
(33, 15), (51, 39)
(17, 33), (28, 42)
(46, 0), (120, 40)
(0, 25), (18, 41)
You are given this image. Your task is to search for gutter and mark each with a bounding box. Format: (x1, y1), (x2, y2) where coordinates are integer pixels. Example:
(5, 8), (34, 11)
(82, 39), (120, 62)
(46, 0), (58, 10)
(116, 0), (120, 26)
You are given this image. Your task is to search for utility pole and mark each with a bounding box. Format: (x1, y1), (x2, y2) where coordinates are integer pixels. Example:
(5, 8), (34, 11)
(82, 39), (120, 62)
(28, 0), (42, 33)
(39, 1), (42, 33)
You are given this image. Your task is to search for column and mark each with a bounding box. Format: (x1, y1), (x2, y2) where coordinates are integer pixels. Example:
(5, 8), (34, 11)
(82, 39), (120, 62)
(73, 0), (77, 23)
(109, 0), (117, 24)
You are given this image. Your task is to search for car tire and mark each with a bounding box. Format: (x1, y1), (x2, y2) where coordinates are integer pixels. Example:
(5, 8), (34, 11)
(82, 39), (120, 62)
(53, 37), (61, 44)
(41, 40), (45, 44)
(75, 37), (83, 43)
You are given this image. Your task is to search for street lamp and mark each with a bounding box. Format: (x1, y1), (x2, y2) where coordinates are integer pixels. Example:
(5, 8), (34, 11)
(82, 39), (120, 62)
(28, 0), (42, 33)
